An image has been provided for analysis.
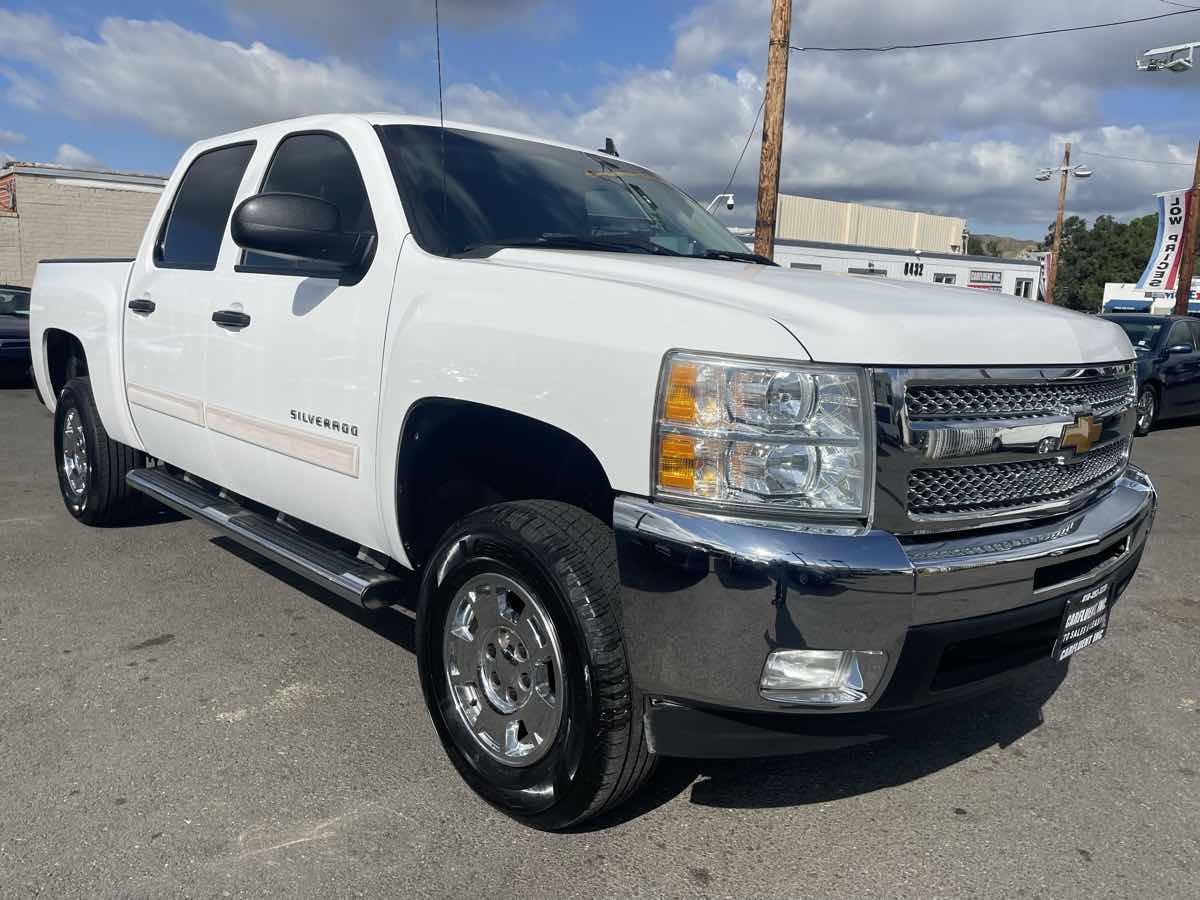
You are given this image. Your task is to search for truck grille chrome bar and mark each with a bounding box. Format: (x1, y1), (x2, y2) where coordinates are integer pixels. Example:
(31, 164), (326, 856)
(906, 375), (1135, 421)
(908, 438), (1130, 517)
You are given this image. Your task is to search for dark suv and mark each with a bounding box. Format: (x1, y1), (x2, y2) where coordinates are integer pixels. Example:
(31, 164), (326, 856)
(1104, 314), (1200, 434)
(0, 285), (32, 380)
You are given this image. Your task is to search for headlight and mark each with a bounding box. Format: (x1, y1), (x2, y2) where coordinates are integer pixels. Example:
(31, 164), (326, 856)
(653, 352), (872, 516)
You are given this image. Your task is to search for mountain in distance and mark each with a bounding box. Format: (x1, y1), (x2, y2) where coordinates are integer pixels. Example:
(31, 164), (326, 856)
(967, 233), (1041, 259)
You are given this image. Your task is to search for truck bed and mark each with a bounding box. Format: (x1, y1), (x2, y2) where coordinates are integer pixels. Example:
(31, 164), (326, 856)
(29, 258), (142, 449)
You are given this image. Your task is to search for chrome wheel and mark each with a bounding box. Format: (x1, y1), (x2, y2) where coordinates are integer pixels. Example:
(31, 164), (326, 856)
(443, 573), (565, 767)
(1136, 388), (1155, 434)
(60, 407), (89, 498)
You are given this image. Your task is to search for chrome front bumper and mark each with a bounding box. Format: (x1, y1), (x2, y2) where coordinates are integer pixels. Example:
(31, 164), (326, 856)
(613, 465), (1156, 725)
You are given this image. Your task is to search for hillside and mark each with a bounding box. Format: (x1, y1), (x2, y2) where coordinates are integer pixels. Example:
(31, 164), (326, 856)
(968, 233), (1040, 259)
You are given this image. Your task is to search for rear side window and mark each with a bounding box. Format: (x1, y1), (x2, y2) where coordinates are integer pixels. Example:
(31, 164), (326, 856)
(1188, 320), (1200, 348)
(242, 132), (375, 274)
(156, 142), (255, 270)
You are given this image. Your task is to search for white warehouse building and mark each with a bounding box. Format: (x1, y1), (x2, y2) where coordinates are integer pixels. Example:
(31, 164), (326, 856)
(767, 239), (1044, 299)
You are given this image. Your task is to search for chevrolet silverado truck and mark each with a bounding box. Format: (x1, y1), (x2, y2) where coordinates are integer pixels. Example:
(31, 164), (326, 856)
(29, 114), (1156, 830)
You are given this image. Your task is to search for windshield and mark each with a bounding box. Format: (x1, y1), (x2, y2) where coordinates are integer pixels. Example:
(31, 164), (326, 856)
(378, 125), (757, 261)
(0, 289), (30, 317)
(1115, 320), (1163, 352)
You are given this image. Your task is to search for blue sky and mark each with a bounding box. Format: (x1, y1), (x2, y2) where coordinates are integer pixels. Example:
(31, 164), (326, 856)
(1, 1), (1197, 237)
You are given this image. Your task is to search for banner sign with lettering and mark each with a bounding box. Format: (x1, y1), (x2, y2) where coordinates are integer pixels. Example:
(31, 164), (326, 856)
(1136, 189), (1194, 291)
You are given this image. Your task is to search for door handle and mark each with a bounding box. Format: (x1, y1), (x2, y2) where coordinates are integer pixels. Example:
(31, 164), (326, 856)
(212, 309), (251, 329)
(127, 298), (156, 315)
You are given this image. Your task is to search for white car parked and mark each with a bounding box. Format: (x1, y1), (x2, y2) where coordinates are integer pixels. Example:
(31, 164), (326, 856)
(30, 114), (1156, 829)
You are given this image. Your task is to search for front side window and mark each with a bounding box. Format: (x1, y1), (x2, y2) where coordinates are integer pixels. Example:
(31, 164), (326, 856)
(377, 125), (759, 262)
(156, 143), (255, 269)
(243, 132), (376, 274)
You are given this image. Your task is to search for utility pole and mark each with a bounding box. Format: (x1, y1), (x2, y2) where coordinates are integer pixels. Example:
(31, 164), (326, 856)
(754, 0), (792, 260)
(1046, 142), (1071, 305)
(1172, 137), (1200, 316)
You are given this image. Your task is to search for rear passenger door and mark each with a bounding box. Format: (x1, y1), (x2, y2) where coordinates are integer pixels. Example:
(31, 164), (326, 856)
(124, 141), (255, 481)
(203, 130), (396, 550)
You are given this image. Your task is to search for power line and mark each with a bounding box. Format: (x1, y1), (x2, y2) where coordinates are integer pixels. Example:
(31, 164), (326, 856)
(1075, 148), (1192, 167)
(793, 8), (1199, 53)
(721, 94), (766, 198)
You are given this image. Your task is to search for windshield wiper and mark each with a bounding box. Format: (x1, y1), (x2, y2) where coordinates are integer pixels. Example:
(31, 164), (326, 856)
(453, 234), (682, 258)
(700, 249), (777, 266)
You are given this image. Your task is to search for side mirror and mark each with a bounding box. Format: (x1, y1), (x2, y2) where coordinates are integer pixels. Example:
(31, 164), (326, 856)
(231, 193), (369, 268)
(1166, 344), (1194, 356)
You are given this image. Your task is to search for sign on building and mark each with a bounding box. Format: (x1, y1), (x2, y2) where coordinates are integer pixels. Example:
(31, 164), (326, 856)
(968, 269), (1002, 291)
(1136, 189), (1193, 291)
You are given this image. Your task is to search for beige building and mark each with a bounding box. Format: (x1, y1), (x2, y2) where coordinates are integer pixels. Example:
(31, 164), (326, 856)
(775, 194), (968, 255)
(0, 161), (167, 287)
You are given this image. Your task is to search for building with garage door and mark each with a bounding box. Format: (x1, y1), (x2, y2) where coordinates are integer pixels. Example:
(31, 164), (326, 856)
(0, 161), (166, 288)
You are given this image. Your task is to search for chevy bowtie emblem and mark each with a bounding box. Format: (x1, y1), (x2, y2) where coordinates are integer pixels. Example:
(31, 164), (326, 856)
(1060, 414), (1101, 454)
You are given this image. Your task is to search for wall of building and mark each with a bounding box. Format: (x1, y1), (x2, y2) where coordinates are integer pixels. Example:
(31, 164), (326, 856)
(2, 173), (162, 287)
(774, 194), (966, 254)
(0, 212), (20, 286)
(765, 240), (1043, 299)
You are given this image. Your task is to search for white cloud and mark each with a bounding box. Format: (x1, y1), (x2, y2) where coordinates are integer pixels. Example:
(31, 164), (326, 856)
(54, 144), (103, 168)
(0, 129), (27, 146)
(0, 12), (406, 142)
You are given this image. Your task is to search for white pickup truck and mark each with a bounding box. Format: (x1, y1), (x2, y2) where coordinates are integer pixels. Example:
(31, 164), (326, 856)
(30, 114), (1156, 829)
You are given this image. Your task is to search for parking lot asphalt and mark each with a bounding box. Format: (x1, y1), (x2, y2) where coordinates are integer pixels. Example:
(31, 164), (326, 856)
(1, 379), (1198, 899)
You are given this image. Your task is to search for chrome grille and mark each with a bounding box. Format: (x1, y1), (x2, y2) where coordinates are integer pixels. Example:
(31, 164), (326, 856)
(906, 376), (1134, 421)
(908, 439), (1129, 517)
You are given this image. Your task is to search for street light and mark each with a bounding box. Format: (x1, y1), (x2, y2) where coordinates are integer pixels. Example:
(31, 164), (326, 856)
(1035, 165), (1091, 182)
(1136, 42), (1197, 73)
(1036, 144), (1093, 305)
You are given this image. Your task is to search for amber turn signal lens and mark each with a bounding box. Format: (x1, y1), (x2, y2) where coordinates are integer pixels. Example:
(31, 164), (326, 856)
(664, 362), (698, 423)
(658, 434), (696, 490)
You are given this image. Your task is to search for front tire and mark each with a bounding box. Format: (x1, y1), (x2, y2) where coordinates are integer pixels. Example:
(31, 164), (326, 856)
(416, 500), (655, 830)
(53, 377), (145, 525)
(1135, 385), (1157, 436)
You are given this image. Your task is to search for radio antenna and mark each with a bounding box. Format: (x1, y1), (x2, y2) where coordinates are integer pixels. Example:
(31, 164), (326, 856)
(434, 0), (448, 227)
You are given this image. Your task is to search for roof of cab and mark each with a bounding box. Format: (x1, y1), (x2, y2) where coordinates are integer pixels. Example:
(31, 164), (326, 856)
(185, 112), (644, 170)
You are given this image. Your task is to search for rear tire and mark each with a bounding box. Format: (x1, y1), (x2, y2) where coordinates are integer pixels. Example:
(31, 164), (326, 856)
(54, 377), (146, 525)
(416, 500), (655, 830)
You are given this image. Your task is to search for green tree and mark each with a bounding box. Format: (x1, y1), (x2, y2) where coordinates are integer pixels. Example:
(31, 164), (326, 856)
(1042, 213), (1160, 312)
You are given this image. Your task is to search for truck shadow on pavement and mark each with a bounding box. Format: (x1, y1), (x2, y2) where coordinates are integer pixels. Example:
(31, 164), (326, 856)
(207, 534), (1066, 831)
(209, 537), (417, 649)
(589, 667), (1067, 829)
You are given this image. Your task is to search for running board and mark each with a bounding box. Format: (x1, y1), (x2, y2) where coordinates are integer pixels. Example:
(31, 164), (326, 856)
(127, 468), (406, 609)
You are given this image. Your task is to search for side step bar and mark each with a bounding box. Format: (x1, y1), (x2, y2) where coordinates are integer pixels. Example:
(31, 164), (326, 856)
(127, 468), (406, 609)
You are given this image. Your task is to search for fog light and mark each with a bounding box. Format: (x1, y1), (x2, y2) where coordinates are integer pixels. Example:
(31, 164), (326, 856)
(760, 649), (888, 705)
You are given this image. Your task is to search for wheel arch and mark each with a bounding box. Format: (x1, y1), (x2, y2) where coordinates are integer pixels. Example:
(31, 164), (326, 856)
(43, 328), (89, 399)
(394, 397), (616, 569)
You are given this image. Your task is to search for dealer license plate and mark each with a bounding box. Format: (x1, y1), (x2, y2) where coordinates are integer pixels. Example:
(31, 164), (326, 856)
(1052, 581), (1111, 663)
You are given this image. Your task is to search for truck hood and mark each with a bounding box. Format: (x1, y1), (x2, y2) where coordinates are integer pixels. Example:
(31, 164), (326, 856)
(484, 250), (1133, 366)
